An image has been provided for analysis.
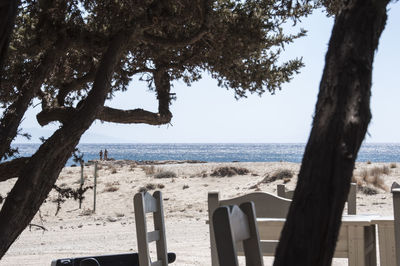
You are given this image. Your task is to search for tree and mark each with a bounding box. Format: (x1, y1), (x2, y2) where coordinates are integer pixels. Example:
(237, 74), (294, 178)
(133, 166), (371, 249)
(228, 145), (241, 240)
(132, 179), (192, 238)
(274, 0), (391, 265)
(0, 0), (314, 259)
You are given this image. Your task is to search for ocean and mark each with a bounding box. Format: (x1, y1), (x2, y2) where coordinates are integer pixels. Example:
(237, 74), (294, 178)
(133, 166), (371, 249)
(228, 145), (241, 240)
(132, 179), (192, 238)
(11, 143), (400, 166)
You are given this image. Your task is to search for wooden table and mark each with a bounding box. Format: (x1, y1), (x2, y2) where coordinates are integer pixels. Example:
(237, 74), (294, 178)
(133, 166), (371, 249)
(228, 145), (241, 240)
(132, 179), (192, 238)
(256, 215), (379, 266)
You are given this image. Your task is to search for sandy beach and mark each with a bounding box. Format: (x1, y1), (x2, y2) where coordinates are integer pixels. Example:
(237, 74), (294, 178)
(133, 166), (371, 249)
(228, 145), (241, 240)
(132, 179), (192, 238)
(0, 161), (397, 266)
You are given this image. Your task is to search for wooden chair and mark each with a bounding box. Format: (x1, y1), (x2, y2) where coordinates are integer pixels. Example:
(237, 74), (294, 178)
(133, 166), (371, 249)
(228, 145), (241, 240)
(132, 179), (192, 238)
(212, 202), (264, 266)
(208, 191), (375, 266)
(276, 182), (357, 214)
(392, 182), (400, 266)
(134, 191), (169, 266)
(208, 191), (291, 266)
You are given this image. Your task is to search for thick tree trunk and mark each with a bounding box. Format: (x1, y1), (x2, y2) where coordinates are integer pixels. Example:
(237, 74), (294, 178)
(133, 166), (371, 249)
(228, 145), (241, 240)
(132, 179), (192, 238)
(274, 0), (389, 265)
(0, 0), (18, 69)
(0, 32), (128, 259)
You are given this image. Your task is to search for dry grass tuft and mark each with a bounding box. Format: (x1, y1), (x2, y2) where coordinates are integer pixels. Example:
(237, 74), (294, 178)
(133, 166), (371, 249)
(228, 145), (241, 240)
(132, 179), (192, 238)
(80, 209), (94, 216)
(103, 181), (120, 192)
(141, 165), (156, 175)
(109, 167), (117, 174)
(356, 166), (389, 192)
(261, 169), (293, 183)
(183, 184), (189, 190)
(210, 166), (249, 177)
(157, 184), (165, 189)
(154, 171), (176, 179)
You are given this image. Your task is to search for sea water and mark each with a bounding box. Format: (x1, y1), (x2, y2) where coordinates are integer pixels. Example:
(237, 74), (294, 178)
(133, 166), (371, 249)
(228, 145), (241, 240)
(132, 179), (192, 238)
(11, 143), (400, 166)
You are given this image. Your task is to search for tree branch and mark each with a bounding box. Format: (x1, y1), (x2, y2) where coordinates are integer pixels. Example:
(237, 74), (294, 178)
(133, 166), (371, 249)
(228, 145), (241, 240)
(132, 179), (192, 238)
(36, 107), (76, 126)
(98, 107), (172, 125)
(142, 0), (212, 48)
(0, 157), (30, 182)
(56, 69), (96, 106)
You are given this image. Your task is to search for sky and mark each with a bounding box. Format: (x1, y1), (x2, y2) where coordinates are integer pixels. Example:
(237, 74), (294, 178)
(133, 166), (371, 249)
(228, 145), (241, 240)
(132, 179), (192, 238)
(17, 4), (400, 144)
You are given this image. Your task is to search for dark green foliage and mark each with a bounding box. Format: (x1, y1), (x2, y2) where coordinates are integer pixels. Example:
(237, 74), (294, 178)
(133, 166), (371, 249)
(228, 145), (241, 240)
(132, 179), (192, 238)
(1, 0), (314, 111)
(210, 166), (250, 177)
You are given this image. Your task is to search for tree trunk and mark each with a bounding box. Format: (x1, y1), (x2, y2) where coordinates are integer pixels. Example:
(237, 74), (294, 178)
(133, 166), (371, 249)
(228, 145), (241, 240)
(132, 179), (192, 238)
(274, 0), (389, 265)
(0, 32), (128, 259)
(0, 0), (18, 69)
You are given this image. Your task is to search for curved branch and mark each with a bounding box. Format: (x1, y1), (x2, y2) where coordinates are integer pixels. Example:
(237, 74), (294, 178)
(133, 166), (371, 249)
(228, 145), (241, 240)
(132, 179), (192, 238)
(57, 70), (96, 106)
(36, 107), (76, 126)
(0, 157), (30, 182)
(98, 107), (172, 125)
(37, 106), (172, 126)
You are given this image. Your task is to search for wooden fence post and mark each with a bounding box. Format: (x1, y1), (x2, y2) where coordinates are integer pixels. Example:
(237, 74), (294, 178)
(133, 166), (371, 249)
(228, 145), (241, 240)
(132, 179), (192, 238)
(79, 162), (84, 209)
(93, 162), (98, 212)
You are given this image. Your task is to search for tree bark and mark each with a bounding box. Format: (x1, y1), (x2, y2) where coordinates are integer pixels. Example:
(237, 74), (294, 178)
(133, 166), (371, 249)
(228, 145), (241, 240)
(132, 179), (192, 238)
(0, 157), (29, 182)
(273, 0), (389, 265)
(0, 32), (128, 259)
(0, 0), (18, 69)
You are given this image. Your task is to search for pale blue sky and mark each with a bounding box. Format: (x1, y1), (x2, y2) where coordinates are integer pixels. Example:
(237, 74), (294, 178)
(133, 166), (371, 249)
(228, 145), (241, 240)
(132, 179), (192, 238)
(17, 5), (400, 143)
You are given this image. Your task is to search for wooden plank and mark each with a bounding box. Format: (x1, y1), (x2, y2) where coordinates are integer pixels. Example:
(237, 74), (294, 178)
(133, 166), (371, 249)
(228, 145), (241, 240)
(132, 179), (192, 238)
(153, 191), (168, 266)
(219, 192), (291, 218)
(147, 230), (160, 243)
(143, 192), (158, 213)
(392, 185), (400, 266)
(348, 225), (365, 266)
(134, 193), (151, 266)
(151, 260), (162, 266)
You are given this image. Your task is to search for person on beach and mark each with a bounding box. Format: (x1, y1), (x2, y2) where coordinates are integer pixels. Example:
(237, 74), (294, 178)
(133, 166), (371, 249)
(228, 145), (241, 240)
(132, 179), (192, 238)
(104, 149), (108, 160)
(99, 150), (103, 160)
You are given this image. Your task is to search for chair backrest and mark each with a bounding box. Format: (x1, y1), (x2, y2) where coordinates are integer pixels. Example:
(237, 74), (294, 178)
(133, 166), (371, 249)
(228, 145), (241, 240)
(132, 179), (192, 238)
(276, 183), (357, 214)
(213, 202), (264, 266)
(134, 191), (168, 266)
(208, 191), (291, 266)
(392, 182), (400, 266)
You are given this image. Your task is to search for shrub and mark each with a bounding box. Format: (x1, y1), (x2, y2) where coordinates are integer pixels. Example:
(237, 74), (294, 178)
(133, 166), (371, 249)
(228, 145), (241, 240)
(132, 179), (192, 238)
(261, 169), (293, 183)
(370, 166), (389, 176)
(183, 184), (189, 189)
(81, 209), (94, 216)
(154, 171), (177, 179)
(210, 166), (249, 177)
(358, 167), (389, 192)
(145, 183), (156, 190)
(157, 184), (165, 189)
(110, 167), (117, 174)
(103, 181), (120, 192)
(390, 163), (397, 169)
(141, 165), (156, 175)
(103, 185), (119, 192)
(358, 186), (378, 195)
